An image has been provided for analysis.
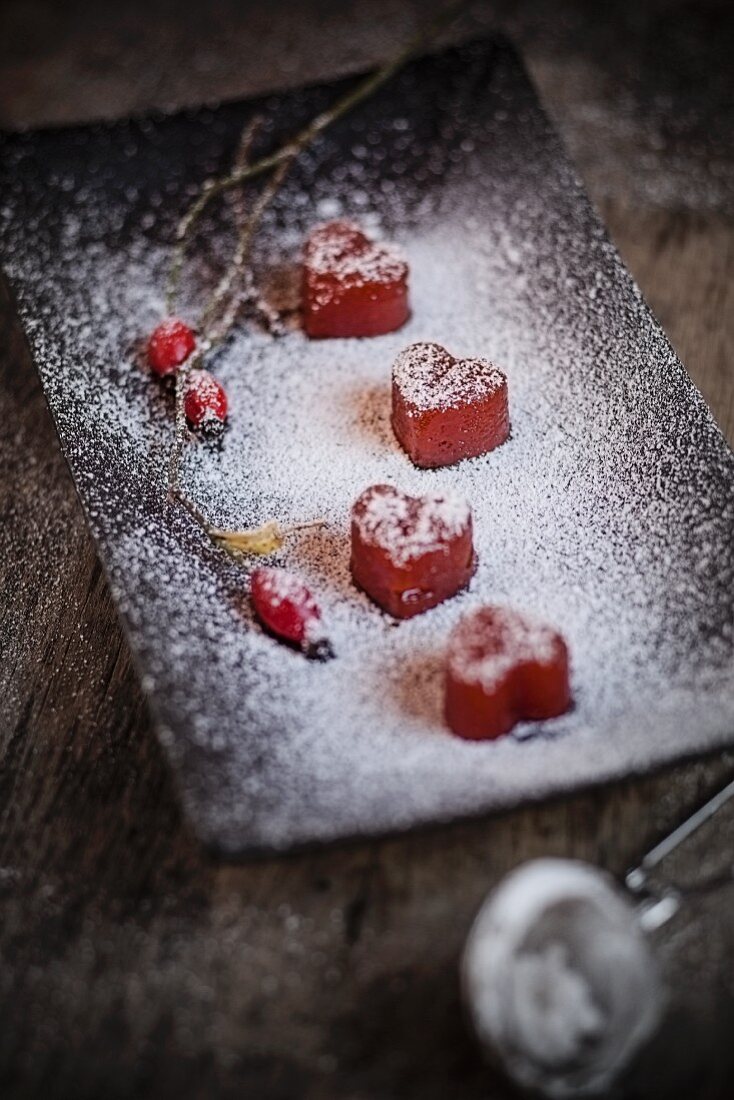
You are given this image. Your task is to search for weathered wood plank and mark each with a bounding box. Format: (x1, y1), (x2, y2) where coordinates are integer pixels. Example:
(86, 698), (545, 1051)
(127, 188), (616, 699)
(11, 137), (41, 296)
(1, 2), (733, 1095)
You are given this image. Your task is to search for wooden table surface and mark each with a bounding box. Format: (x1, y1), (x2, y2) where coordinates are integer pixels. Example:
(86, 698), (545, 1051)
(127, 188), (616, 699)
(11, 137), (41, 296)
(1, 2), (733, 1097)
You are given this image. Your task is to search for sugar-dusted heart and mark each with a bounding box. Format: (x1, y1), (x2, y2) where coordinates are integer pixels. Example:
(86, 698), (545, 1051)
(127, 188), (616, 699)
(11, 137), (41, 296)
(445, 607), (570, 739)
(392, 342), (509, 468)
(350, 483), (475, 619)
(302, 220), (410, 338)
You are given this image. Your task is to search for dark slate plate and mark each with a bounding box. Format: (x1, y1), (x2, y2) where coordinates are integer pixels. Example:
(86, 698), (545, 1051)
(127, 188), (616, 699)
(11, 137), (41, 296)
(2, 39), (733, 855)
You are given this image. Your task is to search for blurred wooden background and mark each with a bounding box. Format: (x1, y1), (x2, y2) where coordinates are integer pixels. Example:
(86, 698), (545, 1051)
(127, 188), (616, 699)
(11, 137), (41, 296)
(1, 2), (733, 1096)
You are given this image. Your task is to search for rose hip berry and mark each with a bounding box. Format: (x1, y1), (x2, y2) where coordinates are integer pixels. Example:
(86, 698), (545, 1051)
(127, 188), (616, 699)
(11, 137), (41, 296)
(147, 318), (196, 376)
(251, 567), (333, 660)
(183, 370), (228, 430)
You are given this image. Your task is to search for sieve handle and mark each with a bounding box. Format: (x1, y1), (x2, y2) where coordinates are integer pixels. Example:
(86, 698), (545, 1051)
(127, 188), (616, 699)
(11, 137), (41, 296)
(625, 774), (734, 930)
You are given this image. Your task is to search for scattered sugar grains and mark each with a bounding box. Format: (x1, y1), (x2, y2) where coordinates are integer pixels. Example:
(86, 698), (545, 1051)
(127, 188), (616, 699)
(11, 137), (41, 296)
(1, 41), (733, 850)
(448, 608), (559, 692)
(305, 220), (407, 302)
(352, 484), (471, 566)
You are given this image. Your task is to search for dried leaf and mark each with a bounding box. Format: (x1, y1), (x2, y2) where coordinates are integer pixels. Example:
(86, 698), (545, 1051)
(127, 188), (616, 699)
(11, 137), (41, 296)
(211, 519), (284, 556)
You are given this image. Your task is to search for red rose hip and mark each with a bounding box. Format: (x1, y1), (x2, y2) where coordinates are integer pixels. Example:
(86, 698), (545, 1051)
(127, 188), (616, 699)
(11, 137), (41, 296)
(392, 342), (509, 468)
(251, 567), (333, 659)
(146, 317), (196, 376)
(445, 606), (571, 739)
(302, 220), (409, 338)
(183, 370), (228, 430)
(350, 484), (475, 619)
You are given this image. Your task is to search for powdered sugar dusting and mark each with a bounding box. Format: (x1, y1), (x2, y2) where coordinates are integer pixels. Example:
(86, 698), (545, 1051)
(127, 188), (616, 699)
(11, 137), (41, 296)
(1, 40), (733, 853)
(304, 219), (407, 308)
(448, 607), (562, 692)
(352, 483), (471, 566)
(393, 341), (506, 412)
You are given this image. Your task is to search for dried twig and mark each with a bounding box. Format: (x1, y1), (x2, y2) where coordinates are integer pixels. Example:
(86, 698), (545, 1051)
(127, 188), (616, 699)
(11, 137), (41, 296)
(165, 0), (470, 312)
(165, 0), (472, 555)
(202, 157), (291, 345)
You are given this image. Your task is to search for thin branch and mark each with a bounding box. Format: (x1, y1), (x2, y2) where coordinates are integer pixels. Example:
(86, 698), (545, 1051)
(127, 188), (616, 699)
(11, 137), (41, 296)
(165, 0), (471, 310)
(241, 265), (287, 337)
(201, 157), (291, 345)
(233, 116), (263, 178)
(174, 485), (216, 535)
(164, 0), (472, 554)
(226, 128), (290, 337)
(167, 359), (195, 500)
(195, 116), (263, 335)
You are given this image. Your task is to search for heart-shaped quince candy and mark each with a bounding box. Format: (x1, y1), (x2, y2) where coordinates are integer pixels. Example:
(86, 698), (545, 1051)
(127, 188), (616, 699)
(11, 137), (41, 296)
(350, 483), (475, 618)
(445, 607), (570, 739)
(302, 220), (410, 338)
(392, 342), (509, 468)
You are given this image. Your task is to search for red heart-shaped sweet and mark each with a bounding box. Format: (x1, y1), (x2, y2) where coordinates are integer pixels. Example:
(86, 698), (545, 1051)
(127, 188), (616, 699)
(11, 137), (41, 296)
(392, 342), (509, 468)
(350, 483), (475, 618)
(302, 220), (410, 338)
(445, 607), (570, 739)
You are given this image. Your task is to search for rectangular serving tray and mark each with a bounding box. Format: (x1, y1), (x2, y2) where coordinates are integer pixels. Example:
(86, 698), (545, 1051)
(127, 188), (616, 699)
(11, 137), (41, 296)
(2, 38), (733, 854)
